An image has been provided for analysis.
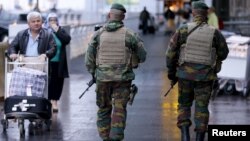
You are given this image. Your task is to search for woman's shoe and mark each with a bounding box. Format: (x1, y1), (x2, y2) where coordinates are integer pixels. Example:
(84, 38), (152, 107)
(51, 100), (58, 112)
(53, 108), (58, 113)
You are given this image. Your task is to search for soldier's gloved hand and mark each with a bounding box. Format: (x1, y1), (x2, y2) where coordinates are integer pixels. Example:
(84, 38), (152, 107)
(92, 74), (96, 83)
(171, 79), (178, 86)
(168, 73), (178, 86)
(10, 54), (18, 61)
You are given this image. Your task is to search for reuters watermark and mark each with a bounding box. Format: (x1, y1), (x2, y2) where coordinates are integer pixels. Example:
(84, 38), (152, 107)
(208, 125), (250, 140)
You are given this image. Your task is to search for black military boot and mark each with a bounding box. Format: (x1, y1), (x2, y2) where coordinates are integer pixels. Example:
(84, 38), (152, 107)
(196, 132), (205, 141)
(181, 126), (190, 141)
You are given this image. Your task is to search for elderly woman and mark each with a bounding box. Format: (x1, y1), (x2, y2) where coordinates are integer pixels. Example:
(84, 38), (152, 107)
(44, 13), (71, 112)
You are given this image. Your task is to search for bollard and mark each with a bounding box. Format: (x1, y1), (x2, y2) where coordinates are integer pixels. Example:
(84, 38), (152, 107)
(0, 42), (8, 101)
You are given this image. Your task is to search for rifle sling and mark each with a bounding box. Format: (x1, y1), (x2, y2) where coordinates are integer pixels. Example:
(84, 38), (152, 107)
(187, 22), (203, 37)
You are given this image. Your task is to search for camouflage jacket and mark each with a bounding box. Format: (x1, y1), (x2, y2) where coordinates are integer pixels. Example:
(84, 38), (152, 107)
(166, 17), (229, 81)
(85, 21), (147, 81)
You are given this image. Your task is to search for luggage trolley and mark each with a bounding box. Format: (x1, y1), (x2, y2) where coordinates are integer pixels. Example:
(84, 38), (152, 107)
(1, 54), (52, 137)
(215, 35), (250, 97)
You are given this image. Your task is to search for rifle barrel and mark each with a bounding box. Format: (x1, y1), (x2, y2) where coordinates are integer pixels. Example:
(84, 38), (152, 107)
(164, 86), (173, 97)
(128, 97), (134, 105)
(79, 89), (88, 99)
(79, 79), (95, 99)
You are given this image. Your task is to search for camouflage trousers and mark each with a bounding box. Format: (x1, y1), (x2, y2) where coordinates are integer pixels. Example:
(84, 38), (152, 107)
(177, 79), (213, 132)
(96, 81), (131, 140)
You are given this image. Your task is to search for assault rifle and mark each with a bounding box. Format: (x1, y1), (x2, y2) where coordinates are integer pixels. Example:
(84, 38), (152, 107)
(79, 79), (95, 99)
(128, 84), (138, 105)
(164, 80), (177, 97)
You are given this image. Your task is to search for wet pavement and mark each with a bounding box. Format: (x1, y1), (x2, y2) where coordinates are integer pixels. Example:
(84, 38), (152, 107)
(1, 20), (250, 141)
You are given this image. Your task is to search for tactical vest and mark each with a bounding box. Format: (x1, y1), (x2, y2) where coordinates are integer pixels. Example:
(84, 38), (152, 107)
(97, 27), (131, 67)
(179, 23), (216, 66)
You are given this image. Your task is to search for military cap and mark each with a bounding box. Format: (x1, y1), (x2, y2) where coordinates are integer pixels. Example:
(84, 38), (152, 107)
(111, 3), (126, 13)
(192, 1), (209, 10)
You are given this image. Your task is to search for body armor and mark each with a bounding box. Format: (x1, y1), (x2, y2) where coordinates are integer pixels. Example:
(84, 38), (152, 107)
(96, 27), (138, 81)
(97, 27), (129, 66)
(179, 23), (216, 66)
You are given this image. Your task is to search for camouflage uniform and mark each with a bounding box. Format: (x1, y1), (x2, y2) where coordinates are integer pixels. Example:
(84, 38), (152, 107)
(85, 7), (146, 140)
(166, 15), (229, 133)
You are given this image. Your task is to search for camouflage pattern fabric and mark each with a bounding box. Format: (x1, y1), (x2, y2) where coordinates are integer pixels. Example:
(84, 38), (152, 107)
(166, 16), (229, 132)
(177, 79), (213, 132)
(85, 21), (146, 141)
(166, 16), (229, 81)
(85, 21), (147, 81)
(96, 81), (131, 140)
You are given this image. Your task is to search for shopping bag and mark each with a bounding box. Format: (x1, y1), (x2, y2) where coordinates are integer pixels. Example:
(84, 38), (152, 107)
(9, 67), (47, 97)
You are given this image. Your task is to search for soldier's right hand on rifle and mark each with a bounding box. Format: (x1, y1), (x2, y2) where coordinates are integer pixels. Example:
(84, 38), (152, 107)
(92, 74), (96, 83)
(164, 74), (178, 97)
(168, 73), (178, 86)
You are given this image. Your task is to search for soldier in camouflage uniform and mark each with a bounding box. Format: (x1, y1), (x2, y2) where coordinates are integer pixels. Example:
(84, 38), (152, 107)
(85, 3), (147, 141)
(166, 1), (229, 141)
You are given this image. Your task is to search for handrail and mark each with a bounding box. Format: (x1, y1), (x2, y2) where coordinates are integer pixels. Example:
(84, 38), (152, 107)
(224, 21), (250, 25)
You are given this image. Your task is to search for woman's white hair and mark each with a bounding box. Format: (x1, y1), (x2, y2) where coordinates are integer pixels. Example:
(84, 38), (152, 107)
(27, 11), (42, 22)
